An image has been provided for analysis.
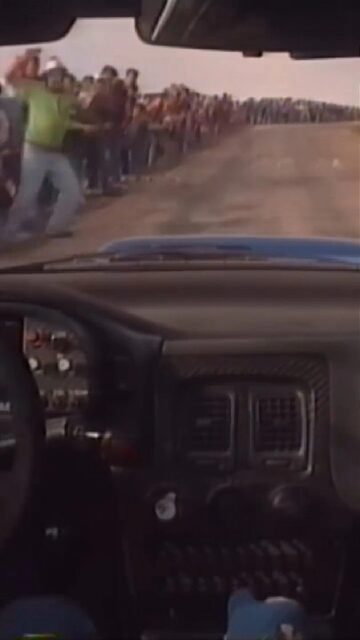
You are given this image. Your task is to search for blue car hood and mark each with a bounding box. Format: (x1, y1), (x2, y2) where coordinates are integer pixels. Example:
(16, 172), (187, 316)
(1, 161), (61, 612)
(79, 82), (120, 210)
(100, 235), (360, 267)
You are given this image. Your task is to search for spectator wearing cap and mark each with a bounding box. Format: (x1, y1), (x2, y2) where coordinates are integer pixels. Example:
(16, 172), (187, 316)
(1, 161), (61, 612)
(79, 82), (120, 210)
(3, 51), (98, 241)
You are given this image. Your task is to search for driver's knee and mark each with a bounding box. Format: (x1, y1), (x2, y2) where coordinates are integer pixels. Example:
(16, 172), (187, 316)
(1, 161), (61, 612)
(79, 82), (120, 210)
(0, 595), (97, 639)
(226, 589), (310, 639)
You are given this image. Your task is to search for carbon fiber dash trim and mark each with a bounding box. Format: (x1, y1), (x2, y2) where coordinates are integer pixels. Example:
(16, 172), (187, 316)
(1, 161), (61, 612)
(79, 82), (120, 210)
(164, 354), (329, 424)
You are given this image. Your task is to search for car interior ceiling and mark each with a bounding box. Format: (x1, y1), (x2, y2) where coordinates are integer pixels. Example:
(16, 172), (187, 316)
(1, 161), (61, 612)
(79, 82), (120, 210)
(0, 2), (359, 640)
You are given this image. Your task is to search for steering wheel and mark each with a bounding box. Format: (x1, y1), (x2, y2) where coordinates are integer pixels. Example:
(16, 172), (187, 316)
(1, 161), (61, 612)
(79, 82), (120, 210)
(0, 340), (44, 550)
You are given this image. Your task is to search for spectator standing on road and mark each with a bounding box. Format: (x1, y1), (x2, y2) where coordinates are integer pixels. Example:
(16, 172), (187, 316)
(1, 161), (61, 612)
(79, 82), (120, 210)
(78, 76), (95, 108)
(3, 52), (97, 241)
(100, 65), (128, 186)
(62, 72), (87, 185)
(80, 66), (128, 193)
(0, 103), (17, 222)
(127, 101), (151, 178)
(125, 68), (139, 112)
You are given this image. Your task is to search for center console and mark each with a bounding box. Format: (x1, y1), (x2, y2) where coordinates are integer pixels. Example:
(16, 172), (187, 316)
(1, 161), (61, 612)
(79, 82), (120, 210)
(123, 483), (347, 638)
(119, 353), (350, 638)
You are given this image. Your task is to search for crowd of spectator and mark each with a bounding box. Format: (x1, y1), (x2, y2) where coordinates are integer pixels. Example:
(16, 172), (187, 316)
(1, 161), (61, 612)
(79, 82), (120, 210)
(242, 97), (360, 125)
(0, 49), (358, 242)
(0, 53), (242, 200)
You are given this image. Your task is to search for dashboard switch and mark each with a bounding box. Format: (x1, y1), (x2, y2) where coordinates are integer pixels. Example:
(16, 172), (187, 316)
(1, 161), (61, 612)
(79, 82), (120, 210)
(165, 577), (176, 594)
(50, 389), (68, 411)
(254, 571), (272, 599)
(179, 573), (192, 593)
(50, 331), (72, 353)
(197, 577), (207, 594)
(259, 540), (282, 571)
(230, 577), (240, 592)
(272, 571), (290, 597)
(235, 546), (248, 570)
(279, 541), (300, 571)
(213, 575), (225, 594)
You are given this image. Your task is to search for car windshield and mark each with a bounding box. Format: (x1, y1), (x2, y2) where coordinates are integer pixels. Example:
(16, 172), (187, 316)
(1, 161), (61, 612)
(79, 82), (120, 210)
(0, 18), (358, 269)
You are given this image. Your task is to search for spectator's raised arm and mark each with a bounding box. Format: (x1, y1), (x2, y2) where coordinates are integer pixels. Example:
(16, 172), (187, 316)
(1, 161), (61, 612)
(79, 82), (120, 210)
(5, 50), (41, 86)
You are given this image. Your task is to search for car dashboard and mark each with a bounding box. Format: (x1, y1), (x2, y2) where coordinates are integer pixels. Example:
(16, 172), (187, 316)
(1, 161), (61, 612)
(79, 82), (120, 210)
(0, 265), (358, 638)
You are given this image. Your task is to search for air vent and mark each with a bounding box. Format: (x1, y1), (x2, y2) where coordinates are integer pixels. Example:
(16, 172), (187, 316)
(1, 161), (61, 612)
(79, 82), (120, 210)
(182, 387), (235, 461)
(250, 386), (307, 468)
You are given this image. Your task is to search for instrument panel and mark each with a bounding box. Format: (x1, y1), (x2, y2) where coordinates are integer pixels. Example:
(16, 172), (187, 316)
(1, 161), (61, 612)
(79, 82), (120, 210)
(23, 317), (90, 414)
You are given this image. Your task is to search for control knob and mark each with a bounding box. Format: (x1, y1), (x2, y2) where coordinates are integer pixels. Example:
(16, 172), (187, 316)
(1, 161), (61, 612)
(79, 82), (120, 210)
(57, 357), (72, 373)
(154, 492), (177, 522)
(28, 356), (41, 372)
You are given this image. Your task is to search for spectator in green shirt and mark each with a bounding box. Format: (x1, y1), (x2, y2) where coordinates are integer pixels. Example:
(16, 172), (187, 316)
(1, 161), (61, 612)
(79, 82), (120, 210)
(3, 53), (97, 242)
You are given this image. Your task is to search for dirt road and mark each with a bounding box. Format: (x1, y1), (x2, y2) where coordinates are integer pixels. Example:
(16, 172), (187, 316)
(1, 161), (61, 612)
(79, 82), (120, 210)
(1, 123), (359, 267)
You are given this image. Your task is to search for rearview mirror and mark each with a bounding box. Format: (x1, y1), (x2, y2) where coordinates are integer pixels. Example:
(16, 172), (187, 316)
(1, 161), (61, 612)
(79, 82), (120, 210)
(135, 0), (360, 58)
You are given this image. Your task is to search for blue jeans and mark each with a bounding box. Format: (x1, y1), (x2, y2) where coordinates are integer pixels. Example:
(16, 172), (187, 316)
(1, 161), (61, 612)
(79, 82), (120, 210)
(5, 142), (82, 237)
(226, 590), (310, 639)
(0, 596), (97, 639)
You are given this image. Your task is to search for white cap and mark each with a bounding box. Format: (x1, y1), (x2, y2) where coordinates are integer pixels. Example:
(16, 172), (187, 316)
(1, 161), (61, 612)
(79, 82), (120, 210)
(44, 57), (64, 72)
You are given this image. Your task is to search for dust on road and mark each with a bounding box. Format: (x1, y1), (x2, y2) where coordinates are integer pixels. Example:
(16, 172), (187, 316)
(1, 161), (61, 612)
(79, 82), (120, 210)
(1, 123), (359, 268)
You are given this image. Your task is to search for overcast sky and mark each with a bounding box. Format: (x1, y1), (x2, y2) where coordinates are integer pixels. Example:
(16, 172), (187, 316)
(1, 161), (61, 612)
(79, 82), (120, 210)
(0, 18), (359, 104)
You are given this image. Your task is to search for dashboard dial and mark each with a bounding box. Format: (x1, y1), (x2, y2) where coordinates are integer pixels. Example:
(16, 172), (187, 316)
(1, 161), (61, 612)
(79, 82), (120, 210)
(57, 357), (72, 373)
(28, 356), (40, 372)
(23, 317), (90, 415)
